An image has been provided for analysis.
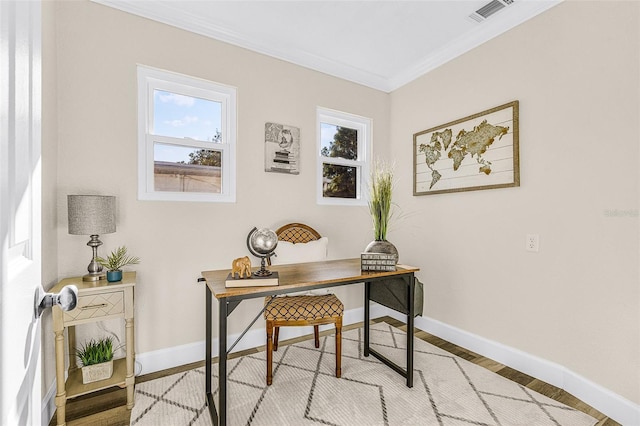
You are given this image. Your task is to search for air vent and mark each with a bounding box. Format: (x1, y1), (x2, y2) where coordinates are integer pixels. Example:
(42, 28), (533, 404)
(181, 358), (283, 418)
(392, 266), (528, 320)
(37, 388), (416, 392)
(469, 0), (513, 22)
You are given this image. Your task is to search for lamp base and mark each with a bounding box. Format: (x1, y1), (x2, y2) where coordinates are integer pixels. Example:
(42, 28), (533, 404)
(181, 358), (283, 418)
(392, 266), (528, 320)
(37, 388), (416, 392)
(83, 272), (106, 282)
(83, 234), (106, 282)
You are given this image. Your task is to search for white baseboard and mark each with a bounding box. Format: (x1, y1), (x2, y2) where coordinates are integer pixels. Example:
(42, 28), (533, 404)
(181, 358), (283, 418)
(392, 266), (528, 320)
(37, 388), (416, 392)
(383, 309), (640, 426)
(43, 304), (639, 426)
(135, 304), (385, 375)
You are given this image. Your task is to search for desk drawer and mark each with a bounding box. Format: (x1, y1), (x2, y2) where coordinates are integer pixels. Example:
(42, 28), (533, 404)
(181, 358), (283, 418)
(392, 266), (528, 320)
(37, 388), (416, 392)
(64, 290), (125, 323)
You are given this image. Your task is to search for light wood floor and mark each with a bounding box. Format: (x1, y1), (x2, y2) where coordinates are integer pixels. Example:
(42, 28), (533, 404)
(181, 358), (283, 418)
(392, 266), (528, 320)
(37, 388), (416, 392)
(50, 316), (621, 426)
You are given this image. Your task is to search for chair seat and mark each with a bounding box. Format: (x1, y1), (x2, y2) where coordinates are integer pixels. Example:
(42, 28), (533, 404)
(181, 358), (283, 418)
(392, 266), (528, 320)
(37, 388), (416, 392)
(264, 294), (343, 321)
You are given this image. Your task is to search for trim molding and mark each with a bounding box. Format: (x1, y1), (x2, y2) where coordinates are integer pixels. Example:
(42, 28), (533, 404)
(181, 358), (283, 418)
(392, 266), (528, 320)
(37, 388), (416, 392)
(383, 310), (640, 426)
(91, 0), (390, 91)
(388, 1), (561, 90)
(134, 304), (386, 375)
(90, 0), (562, 93)
(42, 305), (639, 426)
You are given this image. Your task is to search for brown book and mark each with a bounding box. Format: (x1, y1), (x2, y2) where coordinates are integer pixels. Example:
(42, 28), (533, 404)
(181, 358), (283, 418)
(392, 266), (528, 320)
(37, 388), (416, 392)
(225, 272), (279, 288)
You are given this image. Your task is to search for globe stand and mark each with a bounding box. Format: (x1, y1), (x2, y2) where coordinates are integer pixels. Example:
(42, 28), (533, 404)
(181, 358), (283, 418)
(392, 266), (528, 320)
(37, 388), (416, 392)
(247, 227), (278, 278)
(253, 256), (272, 277)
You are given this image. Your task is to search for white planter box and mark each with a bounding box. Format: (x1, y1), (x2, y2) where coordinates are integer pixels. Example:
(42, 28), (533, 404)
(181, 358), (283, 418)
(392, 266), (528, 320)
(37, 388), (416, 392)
(81, 359), (114, 384)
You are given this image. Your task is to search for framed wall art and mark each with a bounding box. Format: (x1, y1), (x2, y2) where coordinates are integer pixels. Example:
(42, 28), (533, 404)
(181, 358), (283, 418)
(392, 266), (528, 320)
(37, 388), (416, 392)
(265, 122), (300, 174)
(413, 101), (519, 196)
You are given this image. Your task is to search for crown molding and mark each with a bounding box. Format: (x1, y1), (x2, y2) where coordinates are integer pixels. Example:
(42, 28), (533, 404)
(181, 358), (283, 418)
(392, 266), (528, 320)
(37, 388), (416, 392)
(92, 0), (393, 91)
(389, 0), (562, 91)
(91, 0), (561, 93)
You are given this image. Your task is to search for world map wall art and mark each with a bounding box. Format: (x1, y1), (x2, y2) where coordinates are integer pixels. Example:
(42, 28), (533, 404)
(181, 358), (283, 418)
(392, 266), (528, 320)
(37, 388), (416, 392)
(413, 101), (519, 196)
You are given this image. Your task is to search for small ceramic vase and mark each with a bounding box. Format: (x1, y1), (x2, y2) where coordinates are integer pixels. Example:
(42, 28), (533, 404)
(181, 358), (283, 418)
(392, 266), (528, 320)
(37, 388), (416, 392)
(106, 270), (123, 282)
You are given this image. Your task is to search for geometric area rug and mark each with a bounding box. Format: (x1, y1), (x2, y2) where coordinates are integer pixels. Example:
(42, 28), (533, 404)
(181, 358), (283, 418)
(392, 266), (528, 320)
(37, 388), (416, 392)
(131, 322), (598, 426)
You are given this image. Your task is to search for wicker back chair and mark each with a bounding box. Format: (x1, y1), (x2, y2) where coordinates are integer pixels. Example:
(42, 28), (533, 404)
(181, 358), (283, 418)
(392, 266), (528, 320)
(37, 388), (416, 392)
(263, 223), (343, 386)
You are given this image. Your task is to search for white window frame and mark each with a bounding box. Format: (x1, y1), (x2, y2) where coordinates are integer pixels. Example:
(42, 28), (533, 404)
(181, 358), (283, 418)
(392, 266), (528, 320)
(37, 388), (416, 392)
(137, 65), (237, 202)
(316, 107), (372, 206)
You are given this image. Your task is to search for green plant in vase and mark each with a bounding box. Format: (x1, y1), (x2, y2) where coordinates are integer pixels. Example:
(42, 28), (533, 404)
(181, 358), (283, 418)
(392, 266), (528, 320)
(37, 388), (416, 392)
(365, 160), (398, 262)
(76, 337), (115, 384)
(96, 246), (140, 282)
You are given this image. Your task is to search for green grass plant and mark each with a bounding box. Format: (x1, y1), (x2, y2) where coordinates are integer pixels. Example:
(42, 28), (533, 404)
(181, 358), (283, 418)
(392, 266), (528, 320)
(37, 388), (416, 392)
(369, 160), (394, 241)
(76, 337), (114, 366)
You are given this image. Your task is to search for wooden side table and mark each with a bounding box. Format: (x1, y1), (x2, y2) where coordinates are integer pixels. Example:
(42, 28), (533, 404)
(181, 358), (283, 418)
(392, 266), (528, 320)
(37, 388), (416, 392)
(50, 272), (136, 426)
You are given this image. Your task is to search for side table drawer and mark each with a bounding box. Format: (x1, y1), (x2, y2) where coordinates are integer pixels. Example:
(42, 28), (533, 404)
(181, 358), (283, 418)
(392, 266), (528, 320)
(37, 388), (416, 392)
(64, 290), (125, 323)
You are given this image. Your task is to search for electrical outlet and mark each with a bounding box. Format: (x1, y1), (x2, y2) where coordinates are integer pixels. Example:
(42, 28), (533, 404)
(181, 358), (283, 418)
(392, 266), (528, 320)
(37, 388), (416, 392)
(526, 234), (539, 252)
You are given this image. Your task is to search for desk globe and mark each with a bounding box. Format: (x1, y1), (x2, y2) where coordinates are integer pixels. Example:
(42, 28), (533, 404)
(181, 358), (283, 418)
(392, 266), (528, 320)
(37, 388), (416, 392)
(247, 227), (278, 276)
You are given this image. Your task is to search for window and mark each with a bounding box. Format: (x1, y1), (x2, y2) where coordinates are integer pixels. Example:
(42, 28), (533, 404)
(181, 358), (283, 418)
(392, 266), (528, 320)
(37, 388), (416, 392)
(316, 107), (372, 205)
(137, 66), (237, 202)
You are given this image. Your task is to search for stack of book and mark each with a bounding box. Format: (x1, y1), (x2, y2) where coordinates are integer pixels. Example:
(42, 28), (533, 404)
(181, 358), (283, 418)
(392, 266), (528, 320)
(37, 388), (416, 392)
(271, 150), (298, 173)
(361, 253), (396, 272)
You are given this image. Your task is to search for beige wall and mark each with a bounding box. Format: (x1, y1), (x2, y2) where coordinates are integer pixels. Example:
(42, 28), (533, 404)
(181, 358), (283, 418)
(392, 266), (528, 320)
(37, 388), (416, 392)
(390, 1), (639, 404)
(42, 0), (638, 413)
(48, 0), (388, 388)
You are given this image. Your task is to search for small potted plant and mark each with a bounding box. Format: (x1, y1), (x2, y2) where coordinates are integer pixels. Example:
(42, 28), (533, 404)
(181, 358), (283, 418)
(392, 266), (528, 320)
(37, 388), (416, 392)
(96, 246), (140, 282)
(76, 337), (115, 384)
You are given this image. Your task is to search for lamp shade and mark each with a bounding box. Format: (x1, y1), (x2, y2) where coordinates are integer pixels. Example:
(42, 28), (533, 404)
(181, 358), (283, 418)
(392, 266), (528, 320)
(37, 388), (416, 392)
(68, 195), (116, 235)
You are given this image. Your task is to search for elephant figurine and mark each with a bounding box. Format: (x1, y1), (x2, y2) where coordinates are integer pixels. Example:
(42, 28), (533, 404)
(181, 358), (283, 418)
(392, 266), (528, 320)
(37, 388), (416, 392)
(231, 256), (252, 279)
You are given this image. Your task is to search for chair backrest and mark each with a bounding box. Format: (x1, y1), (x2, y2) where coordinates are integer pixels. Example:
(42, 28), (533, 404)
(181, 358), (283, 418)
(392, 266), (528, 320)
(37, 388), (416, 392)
(275, 223), (321, 243)
(267, 223), (327, 265)
(269, 223), (329, 295)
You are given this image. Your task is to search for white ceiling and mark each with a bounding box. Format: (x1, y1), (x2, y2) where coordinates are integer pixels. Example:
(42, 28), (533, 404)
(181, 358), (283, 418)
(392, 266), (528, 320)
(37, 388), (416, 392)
(93, 0), (561, 92)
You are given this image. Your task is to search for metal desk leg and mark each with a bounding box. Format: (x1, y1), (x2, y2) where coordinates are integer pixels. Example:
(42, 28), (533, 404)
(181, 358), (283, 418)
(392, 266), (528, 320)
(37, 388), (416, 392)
(218, 299), (228, 426)
(205, 284), (218, 426)
(364, 281), (370, 357)
(365, 274), (415, 388)
(406, 274), (415, 388)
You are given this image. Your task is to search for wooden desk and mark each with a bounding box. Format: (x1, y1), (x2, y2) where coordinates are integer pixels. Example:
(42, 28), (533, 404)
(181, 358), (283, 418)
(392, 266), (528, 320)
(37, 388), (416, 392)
(202, 258), (419, 426)
(50, 273), (136, 426)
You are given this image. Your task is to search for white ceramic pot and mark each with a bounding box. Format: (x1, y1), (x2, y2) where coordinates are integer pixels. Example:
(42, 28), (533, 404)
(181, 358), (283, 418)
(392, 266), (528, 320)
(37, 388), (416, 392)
(81, 359), (114, 384)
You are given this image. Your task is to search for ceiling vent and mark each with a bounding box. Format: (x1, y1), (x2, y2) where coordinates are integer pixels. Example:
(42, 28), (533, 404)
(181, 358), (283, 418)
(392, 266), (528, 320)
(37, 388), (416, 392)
(469, 0), (514, 23)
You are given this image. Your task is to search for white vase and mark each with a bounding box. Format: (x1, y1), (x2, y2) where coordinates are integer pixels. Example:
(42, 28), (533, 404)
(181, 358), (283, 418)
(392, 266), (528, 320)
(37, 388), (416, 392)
(81, 359), (114, 384)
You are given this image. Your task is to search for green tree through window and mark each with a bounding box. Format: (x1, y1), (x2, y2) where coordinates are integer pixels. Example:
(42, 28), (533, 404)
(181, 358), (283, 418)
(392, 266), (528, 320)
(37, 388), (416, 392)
(186, 149), (221, 167)
(322, 126), (357, 198)
(179, 130), (222, 167)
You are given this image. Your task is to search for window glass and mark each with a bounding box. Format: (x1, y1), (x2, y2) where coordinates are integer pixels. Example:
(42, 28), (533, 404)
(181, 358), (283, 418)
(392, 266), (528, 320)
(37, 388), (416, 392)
(322, 163), (357, 198)
(320, 123), (358, 160)
(137, 66), (236, 202)
(316, 107), (371, 206)
(153, 90), (222, 142)
(153, 143), (222, 194)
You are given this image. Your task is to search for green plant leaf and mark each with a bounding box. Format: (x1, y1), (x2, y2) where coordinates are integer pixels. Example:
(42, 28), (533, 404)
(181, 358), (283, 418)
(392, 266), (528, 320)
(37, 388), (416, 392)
(368, 159), (394, 241)
(76, 337), (114, 366)
(96, 246), (140, 271)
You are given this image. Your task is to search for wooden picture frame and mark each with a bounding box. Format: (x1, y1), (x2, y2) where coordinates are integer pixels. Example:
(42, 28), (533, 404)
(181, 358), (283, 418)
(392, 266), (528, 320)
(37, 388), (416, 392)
(413, 101), (519, 196)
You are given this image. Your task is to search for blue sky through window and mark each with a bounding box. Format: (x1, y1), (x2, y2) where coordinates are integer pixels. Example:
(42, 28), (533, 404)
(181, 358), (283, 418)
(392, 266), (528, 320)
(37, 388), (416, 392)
(153, 90), (222, 162)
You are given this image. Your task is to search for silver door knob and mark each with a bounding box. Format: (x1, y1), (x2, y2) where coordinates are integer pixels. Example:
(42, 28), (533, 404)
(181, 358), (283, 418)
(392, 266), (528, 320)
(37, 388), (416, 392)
(34, 285), (78, 319)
